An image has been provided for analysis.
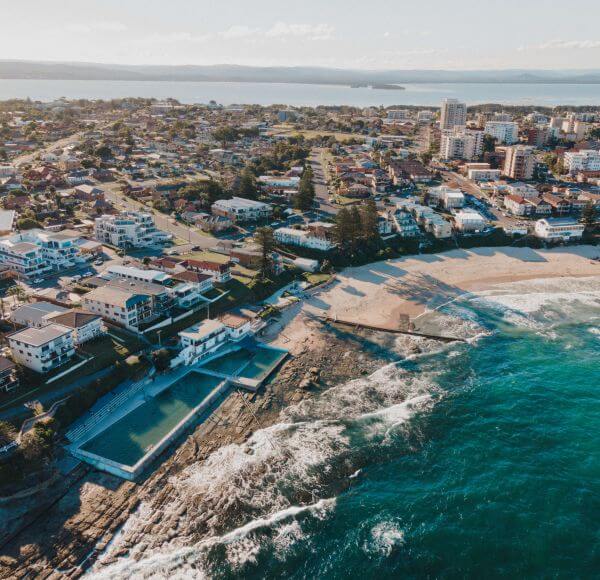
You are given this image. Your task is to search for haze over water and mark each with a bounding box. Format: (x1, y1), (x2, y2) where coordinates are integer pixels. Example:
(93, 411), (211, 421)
(2, 80), (600, 106)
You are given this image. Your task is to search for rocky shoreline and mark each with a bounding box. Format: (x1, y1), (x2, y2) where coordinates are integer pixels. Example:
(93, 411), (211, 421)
(0, 318), (398, 579)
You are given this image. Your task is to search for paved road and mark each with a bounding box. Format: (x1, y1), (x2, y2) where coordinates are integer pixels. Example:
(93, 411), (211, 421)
(102, 183), (218, 250)
(309, 148), (338, 215)
(444, 171), (525, 228)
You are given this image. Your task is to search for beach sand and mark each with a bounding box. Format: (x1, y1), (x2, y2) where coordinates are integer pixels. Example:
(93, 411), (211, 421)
(270, 246), (600, 338)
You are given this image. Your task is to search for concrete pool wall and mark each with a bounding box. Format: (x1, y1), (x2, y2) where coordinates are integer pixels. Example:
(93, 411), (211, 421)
(71, 376), (230, 481)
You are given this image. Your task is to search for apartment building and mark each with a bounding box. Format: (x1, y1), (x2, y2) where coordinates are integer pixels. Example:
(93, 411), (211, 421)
(0, 229), (83, 280)
(468, 168), (502, 181)
(503, 146), (536, 180)
(82, 285), (154, 331)
(387, 109), (410, 121)
(273, 227), (336, 251)
(453, 209), (487, 232)
(440, 128), (484, 161)
(105, 264), (171, 285)
(534, 218), (584, 241)
(94, 212), (172, 248)
(428, 186), (465, 209)
(8, 324), (75, 373)
(564, 150), (600, 174)
(440, 99), (467, 130)
(484, 121), (519, 145)
(211, 197), (272, 223)
(391, 210), (421, 238)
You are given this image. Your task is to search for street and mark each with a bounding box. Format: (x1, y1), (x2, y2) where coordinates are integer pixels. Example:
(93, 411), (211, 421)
(309, 147), (338, 215)
(102, 182), (218, 250)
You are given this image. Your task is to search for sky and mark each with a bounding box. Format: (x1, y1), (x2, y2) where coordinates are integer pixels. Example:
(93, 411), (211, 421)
(2, 0), (600, 70)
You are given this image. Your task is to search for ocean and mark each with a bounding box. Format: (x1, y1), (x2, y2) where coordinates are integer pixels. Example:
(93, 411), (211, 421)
(92, 276), (600, 579)
(1, 80), (600, 107)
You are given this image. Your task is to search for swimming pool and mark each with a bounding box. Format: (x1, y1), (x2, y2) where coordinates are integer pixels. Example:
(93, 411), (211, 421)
(201, 346), (287, 381)
(80, 372), (223, 469)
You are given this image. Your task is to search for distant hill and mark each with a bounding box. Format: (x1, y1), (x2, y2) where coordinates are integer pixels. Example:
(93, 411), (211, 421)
(1, 61), (600, 84)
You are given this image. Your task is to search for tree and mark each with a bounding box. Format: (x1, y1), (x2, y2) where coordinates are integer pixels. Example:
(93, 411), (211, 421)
(294, 167), (315, 211)
(360, 198), (381, 245)
(581, 201), (597, 231)
(0, 421), (17, 447)
(152, 349), (171, 372)
(16, 217), (42, 230)
(255, 226), (276, 279)
(483, 134), (497, 154)
(7, 285), (27, 306)
(237, 167), (257, 200)
(212, 126), (240, 147)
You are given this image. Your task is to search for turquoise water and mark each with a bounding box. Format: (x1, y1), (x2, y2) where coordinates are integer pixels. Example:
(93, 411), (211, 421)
(201, 347), (287, 380)
(96, 278), (600, 578)
(81, 372), (223, 467)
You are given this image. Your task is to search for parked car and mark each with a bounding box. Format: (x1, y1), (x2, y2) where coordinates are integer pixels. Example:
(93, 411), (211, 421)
(94, 258), (104, 265)
(32, 278), (44, 285)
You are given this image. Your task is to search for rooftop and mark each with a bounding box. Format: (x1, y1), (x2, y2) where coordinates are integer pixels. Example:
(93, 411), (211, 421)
(9, 323), (72, 347)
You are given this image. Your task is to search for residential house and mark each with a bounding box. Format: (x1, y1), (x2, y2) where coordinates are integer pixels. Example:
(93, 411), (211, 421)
(534, 218), (584, 241)
(82, 285), (154, 331)
(183, 259), (232, 283)
(8, 324), (75, 374)
(10, 302), (68, 328)
(211, 197), (272, 223)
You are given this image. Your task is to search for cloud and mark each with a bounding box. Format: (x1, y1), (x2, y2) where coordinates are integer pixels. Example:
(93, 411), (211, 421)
(265, 22), (335, 40)
(65, 21), (128, 34)
(220, 25), (260, 39)
(519, 39), (600, 51)
(140, 32), (212, 45)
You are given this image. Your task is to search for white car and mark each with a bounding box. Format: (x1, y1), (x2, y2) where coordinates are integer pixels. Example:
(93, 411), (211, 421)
(32, 278), (44, 285)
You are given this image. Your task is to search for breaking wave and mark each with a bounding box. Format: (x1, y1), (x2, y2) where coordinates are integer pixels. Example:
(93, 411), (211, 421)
(92, 362), (440, 578)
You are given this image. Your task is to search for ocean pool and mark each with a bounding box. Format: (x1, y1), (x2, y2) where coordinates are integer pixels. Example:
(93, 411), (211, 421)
(80, 372), (223, 468)
(201, 346), (287, 381)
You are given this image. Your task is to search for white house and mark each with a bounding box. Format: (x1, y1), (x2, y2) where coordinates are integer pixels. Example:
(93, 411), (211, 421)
(273, 227), (336, 251)
(46, 309), (105, 345)
(211, 197), (272, 223)
(178, 319), (229, 365)
(10, 302), (68, 328)
(534, 218), (584, 241)
(454, 209), (487, 232)
(8, 324), (75, 373)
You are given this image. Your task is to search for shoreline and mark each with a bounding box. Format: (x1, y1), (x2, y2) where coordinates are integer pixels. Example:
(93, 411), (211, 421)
(1, 245), (598, 577)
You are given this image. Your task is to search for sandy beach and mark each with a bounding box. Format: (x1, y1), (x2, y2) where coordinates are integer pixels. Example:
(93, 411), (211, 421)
(272, 246), (600, 336)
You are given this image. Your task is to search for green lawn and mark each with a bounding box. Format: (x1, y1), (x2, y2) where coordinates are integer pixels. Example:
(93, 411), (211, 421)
(78, 329), (146, 372)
